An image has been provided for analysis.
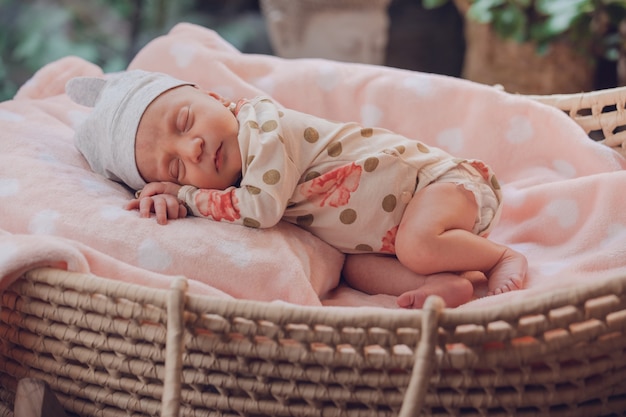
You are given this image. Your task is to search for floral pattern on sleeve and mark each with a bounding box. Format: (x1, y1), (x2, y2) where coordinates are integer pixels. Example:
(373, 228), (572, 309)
(195, 189), (241, 222)
(301, 162), (362, 208)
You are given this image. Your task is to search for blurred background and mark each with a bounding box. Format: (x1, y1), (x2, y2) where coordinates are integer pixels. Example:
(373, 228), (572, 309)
(1, 0), (624, 102)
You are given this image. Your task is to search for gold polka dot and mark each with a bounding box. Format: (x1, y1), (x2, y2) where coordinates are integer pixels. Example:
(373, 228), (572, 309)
(261, 120), (278, 132)
(382, 194), (397, 212)
(304, 171), (321, 182)
(243, 218), (260, 228)
(328, 142), (342, 157)
(278, 134), (285, 143)
(355, 244), (373, 252)
(417, 142), (430, 153)
(247, 120), (259, 130)
(304, 127), (319, 143)
(364, 157), (379, 172)
(278, 110), (284, 117)
(297, 214), (314, 227)
(246, 185), (261, 195)
(340, 209), (357, 224)
(395, 145), (406, 154)
(491, 175), (501, 190)
(263, 169), (281, 185)
(360, 128), (373, 137)
(247, 155), (255, 165)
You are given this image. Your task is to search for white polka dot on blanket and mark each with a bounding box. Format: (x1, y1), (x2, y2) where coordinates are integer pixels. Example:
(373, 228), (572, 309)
(216, 240), (253, 268)
(99, 205), (128, 221)
(502, 186), (526, 208)
(138, 238), (172, 271)
(506, 115), (534, 144)
(544, 199), (579, 228)
(0, 179), (19, 197)
(28, 209), (60, 235)
(600, 223), (626, 249)
(80, 179), (113, 194)
(361, 104), (382, 127)
(38, 152), (60, 164)
(402, 75), (434, 97)
(0, 109), (25, 123)
(253, 75), (276, 95)
(552, 159), (577, 178)
(169, 42), (197, 68)
(316, 63), (340, 92)
(0, 241), (19, 265)
(436, 127), (464, 153)
(537, 259), (569, 276)
(212, 85), (236, 102)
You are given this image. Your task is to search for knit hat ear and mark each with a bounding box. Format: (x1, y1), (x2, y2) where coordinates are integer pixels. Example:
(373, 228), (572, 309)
(66, 70), (192, 191)
(65, 77), (106, 107)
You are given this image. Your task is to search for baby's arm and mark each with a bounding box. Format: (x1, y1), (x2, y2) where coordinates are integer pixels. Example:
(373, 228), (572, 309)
(126, 179), (292, 227)
(176, 180), (292, 227)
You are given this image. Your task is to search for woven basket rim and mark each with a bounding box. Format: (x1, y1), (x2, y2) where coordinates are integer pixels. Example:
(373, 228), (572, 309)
(23, 266), (626, 328)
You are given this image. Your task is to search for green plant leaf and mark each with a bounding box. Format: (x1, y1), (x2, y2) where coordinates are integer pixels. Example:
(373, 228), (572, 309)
(493, 6), (528, 42)
(421, 0), (450, 9)
(12, 31), (42, 62)
(532, 12), (579, 41)
(536, 0), (591, 16)
(468, 0), (506, 24)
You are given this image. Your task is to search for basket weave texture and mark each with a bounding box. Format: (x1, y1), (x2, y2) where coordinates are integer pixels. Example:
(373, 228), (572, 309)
(2, 87), (626, 416)
(529, 86), (626, 157)
(2, 267), (626, 417)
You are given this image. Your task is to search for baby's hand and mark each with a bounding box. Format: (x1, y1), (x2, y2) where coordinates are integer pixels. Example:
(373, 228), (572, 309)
(125, 183), (187, 225)
(137, 181), (182, 198)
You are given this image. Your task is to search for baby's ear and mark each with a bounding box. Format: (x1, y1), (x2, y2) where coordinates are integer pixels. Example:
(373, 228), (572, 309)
(65, 77), (107, 107)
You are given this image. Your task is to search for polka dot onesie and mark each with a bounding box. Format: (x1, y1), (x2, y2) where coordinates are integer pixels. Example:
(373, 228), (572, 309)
(177, 96), (502, 254)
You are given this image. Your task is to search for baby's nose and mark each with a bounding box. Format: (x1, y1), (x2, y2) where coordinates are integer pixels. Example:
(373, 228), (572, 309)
(183, 137), (203, 162)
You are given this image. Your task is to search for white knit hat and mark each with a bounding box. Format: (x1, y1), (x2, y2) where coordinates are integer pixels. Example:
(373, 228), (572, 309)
(66, 70), (192, 190)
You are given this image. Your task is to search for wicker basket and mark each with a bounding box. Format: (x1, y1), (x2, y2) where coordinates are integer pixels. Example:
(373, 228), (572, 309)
(2, 87), (626, 417)
(528, 86), (626, 157)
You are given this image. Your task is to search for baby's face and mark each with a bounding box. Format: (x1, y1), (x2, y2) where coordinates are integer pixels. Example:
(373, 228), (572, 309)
(135, 85), (242, 190)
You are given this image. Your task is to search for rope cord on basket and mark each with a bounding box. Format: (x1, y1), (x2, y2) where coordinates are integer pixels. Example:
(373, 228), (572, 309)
(397, 295), (445, 417)
(161, 277), (188, 417)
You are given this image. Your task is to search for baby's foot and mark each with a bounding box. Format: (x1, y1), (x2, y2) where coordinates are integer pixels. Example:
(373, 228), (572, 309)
(487, 247), (527, 296)
(397, 274), (474, 309)
(397, 288), (430, 309)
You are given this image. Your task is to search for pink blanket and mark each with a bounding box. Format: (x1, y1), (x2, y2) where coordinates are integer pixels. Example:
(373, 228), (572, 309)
(2, 23), (626, 309)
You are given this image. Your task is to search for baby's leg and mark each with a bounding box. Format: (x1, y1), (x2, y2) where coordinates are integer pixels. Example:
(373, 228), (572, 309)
(343, 254), (474, 308)
(395, 182), (526, 295)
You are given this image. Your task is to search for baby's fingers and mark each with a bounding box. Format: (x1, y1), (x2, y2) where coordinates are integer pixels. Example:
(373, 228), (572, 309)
(124, 198), (141, 211)
(178, 203), (188, 219)
(139, 197), (157, 219)
(154, 195), (184, 225)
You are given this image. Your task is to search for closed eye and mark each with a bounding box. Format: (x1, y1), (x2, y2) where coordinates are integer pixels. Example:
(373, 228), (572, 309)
(177, 106), (192, 133)
(169, 158), (183, 182)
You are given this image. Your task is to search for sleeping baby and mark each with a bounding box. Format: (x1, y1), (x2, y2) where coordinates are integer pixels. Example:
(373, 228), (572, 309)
(66, 70), (527, 309)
